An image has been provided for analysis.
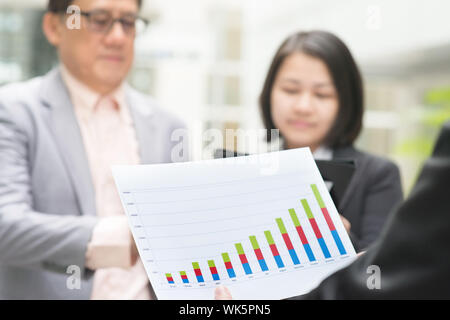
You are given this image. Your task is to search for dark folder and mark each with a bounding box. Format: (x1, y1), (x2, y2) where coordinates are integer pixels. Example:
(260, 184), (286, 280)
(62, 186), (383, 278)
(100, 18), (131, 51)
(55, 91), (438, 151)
(214, 149), (356, 208)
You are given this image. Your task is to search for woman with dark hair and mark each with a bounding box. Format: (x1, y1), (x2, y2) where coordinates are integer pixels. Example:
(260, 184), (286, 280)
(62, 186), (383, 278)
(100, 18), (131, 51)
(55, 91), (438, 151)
(260, 30), (403, 251)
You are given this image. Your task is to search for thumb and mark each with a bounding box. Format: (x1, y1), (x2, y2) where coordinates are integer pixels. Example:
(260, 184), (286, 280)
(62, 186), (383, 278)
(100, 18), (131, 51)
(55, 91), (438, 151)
(215, 285), (232, 300)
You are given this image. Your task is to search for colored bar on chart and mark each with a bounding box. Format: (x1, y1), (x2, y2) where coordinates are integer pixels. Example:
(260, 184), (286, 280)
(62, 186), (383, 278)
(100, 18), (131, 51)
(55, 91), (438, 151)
(235, 243), (252, 275)
(264, 230), (285, 268)
(289, 208), (316, 262)
(276, 218), (300, 265)
(311, 184), (347, 255)
(166, 273), (174, 284)
(208, 260), (220, 281)
(192, 262), (205, 283)
(249, 236), (268, 271)
(301, 199), (331, 258)
(179, 271), (189, 284)
(221, 253), (236, 278)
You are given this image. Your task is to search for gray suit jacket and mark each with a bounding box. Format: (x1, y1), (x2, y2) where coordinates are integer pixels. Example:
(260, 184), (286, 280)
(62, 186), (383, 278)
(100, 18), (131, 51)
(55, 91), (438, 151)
(0, 69), (189, 299)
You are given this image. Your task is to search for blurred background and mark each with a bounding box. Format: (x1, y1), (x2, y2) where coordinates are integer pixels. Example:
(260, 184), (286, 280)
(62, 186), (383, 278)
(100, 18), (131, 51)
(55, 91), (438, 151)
(0, 0), (449, 196)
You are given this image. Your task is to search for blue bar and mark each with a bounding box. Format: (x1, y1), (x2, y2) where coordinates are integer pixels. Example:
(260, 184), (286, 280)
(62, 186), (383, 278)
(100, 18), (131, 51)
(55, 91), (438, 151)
(274, 255), (285, 268)
(303, 243), (316, 262)
(318, 237), (331, 258)
(212, 273), (220, 281)
(288, 249), (300, 265)
(258, 259), (269, 271)
(242, 263), (252, 275)
(331, 230), (347, 255)
(196, 275), (204, 283)
(182, 278), (189, 284)
(226, 268), (236, 278)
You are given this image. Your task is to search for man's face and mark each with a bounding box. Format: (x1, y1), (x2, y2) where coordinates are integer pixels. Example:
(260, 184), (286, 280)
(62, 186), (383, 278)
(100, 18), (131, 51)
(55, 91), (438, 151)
(53, 0), (139, 93)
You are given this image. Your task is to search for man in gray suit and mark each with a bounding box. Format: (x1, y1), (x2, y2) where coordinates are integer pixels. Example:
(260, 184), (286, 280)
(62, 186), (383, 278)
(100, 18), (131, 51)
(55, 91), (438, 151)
(0, 0), (188, 299)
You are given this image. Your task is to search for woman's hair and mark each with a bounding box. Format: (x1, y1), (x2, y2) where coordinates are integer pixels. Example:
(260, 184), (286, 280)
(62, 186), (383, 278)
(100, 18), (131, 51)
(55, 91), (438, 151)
(260, 30), (364, 148)
(47, 0), (143, 13)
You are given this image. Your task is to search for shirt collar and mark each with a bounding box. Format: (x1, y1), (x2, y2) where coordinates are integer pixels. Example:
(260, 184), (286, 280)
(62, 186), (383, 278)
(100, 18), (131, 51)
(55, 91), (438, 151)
(59, 64), (129, 122)
(313, 146), (333, 160)
(275, 137), (333, 159)
(60, 64), (100, 112)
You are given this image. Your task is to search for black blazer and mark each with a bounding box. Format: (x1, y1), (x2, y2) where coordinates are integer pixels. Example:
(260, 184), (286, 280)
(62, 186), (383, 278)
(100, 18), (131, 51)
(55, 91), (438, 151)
(290, 121), (450, 299)
(332, 146), (403, 251)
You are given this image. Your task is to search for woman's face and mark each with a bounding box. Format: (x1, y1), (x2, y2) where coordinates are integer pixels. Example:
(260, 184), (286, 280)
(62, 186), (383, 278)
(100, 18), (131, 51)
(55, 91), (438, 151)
(270, 52), (339, 152)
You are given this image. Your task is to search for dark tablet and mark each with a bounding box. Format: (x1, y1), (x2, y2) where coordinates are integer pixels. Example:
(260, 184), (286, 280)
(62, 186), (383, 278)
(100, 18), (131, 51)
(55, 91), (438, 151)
(214, 149), (356, 208)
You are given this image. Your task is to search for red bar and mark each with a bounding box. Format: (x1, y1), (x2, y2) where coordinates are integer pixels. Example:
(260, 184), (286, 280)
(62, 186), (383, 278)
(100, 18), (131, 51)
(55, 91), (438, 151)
(281, 233), (294, 250)
(321, 207), (336, 231)
(225, 261), (233, 270)
(295, 226), (309, 244)
(309, 218), (323, 239)
(254, 248), (264, 261)
(167, 276), (174, 282)
(209, 266), (218, 274)
(194, 268), (202, 277)
(181, 275), (188, 280)
(238, 254), (248, 264)
(269, 243), (280, 256)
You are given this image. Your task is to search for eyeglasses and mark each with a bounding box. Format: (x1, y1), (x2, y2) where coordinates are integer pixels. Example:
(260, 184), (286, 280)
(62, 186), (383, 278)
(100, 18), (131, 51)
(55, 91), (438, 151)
(77, 9), (149, 36)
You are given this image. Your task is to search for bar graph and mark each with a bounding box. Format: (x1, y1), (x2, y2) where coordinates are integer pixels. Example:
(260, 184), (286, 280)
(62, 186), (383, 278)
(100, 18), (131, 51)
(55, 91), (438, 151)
(289, 208), (316, 262)
(179, 271), (189, 284)
(222, 253), (236, 278)
(276, 218), (301, 265)
(166, 273), (174, 284)
(301, 198), (332, 259)
(114, 147), (357, 299)
(235, 243), (253, 275)
(265, 230), (285, 268)
(312, 184), (347, 255)
(158, 184), (354, 286)
(192, 262), (204, 283)
(208, 260), (220, 281)
(249, 236), (269, 272)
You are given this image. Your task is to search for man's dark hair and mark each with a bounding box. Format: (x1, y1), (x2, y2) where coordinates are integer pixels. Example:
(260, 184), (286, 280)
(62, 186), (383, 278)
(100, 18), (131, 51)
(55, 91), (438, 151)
(260, 30), (364, 148)
(48, 0), (143, 13)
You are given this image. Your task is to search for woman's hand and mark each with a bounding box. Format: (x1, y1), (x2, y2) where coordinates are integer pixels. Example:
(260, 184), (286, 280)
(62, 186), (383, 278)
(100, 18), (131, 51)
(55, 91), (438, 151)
(340, 215), (351, 234)
(215, 285), (233, 300)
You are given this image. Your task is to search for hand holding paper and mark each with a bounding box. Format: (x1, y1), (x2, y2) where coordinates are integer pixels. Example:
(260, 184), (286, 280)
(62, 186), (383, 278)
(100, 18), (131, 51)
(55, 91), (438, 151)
(112, 148), (356, 299)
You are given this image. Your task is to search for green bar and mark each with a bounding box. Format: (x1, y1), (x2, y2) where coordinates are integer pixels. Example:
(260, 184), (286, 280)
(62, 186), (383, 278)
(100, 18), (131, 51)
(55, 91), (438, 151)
(235, 243), (245, 255)
(222, 252), (231, 263)
(276, 218), (287, 234)
(264, 230), (275, 245)
(289, 208), (301, 227)
(249, 236), (260, 250)
(166, 273), (172, 278)
(192, 262), (200, 269)
(311, 184), (326, 208)
(179, 271), (186, 276)
(208, 260), (216, 268)
(301, 199), (315, 219)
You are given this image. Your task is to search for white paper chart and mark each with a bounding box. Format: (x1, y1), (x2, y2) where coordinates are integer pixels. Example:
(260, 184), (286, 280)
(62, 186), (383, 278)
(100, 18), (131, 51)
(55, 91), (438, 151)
(112, 148), (356, 300)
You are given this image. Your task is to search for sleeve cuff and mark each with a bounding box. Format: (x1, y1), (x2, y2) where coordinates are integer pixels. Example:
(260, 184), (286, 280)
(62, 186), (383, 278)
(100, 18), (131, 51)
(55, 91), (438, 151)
(85, 216), (133, 270)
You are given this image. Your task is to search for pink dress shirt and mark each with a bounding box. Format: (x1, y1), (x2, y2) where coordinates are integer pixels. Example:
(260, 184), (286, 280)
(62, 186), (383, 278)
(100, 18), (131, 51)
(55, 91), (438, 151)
(60, 65), (151, 300)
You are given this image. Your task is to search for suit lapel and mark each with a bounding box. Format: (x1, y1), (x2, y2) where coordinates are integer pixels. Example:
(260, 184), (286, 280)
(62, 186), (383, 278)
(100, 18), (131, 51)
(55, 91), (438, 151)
(125, 86), (158, 164)
(39, 69), (96, 217)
